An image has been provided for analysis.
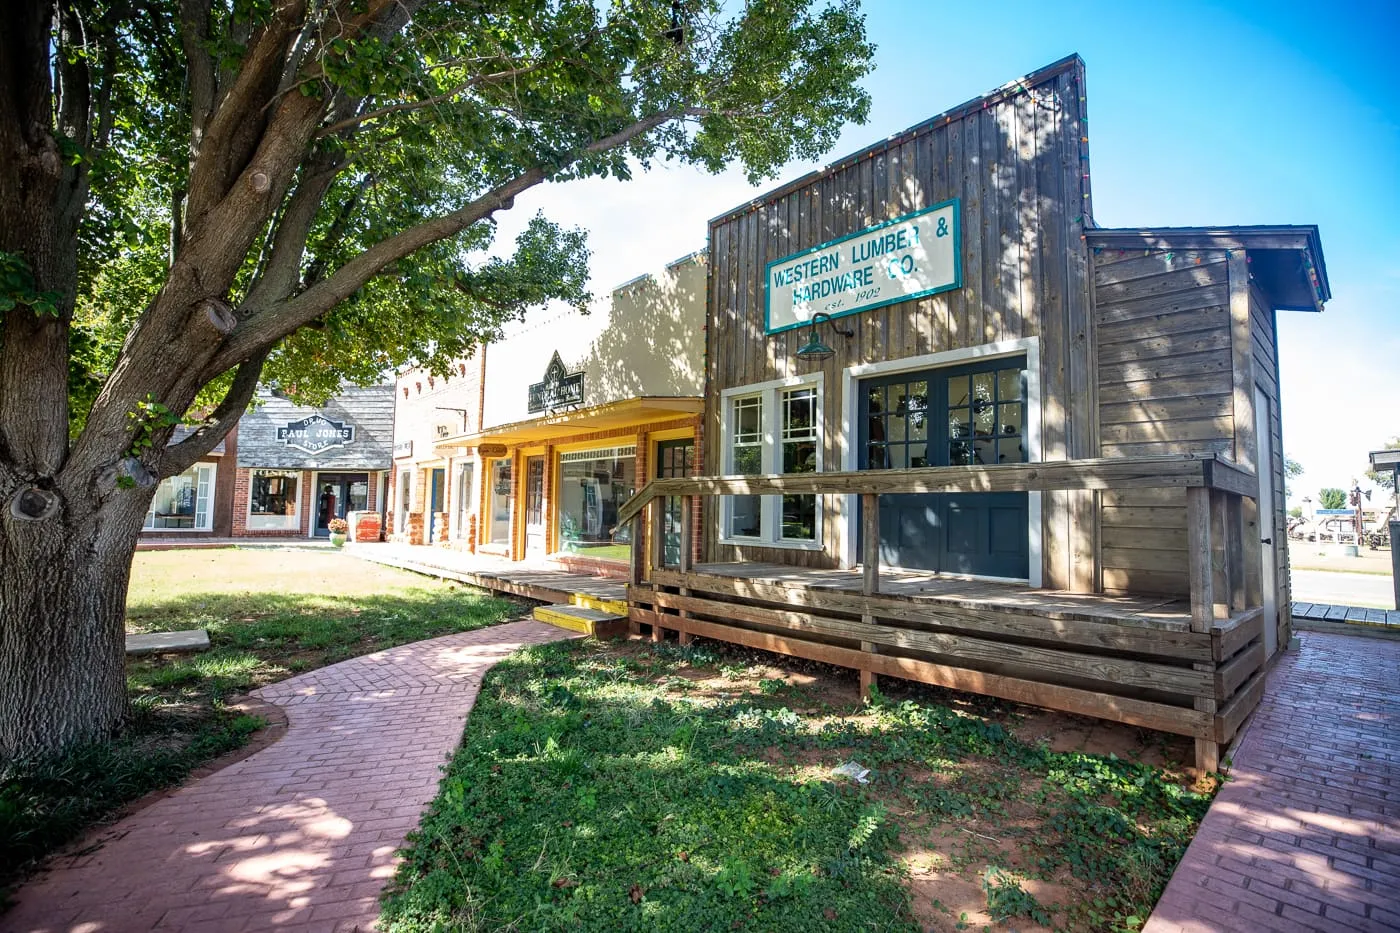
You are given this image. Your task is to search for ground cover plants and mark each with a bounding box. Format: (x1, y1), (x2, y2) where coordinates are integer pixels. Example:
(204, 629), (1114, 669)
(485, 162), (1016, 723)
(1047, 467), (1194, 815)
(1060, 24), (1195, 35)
(0, 548), (520, 894)
(383, 638), (1214, 932)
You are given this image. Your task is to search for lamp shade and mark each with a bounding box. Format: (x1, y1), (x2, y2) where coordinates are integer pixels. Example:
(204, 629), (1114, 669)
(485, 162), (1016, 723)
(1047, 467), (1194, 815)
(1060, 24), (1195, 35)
(795, 331), (835, 362)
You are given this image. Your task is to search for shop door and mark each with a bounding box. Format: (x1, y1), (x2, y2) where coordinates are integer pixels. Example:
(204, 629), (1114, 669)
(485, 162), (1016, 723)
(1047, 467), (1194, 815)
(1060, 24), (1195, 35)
(524, 456), (546, 558)
(858, 359), (1029, 578)
(428, 468), (446, 542)
(315, 473), (369, 536)
(656, 438), (696, 568)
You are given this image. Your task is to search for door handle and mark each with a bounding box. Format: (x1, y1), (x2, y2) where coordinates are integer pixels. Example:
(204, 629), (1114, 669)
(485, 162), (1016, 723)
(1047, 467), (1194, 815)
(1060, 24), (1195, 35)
(1261, 537), (1272, 545)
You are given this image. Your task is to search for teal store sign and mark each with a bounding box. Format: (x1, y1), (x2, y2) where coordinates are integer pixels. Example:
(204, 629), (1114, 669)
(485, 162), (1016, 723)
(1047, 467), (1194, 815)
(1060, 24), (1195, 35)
(764, 199), (961, 334)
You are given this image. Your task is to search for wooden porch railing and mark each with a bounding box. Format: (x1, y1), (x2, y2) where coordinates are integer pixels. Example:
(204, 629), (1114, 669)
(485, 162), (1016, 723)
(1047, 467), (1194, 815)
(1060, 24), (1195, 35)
(616, 453), (1263, 773)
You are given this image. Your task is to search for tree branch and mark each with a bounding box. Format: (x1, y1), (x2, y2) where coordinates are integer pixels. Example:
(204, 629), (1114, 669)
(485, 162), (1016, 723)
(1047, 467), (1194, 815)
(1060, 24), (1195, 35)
(208, 108), (682, 372)
(179, 0), (216, 153)
(315, 60), (550, 138)
(157, 352), (267, 478)
(241, 152), (346, 308)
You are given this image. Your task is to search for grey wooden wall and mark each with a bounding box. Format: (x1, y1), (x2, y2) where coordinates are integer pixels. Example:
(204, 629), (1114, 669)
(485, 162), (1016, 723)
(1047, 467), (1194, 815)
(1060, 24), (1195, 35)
(1091, 245), (1290, 641)
(704, 55), (1095, 587)
(1092, 248), (1236, 595)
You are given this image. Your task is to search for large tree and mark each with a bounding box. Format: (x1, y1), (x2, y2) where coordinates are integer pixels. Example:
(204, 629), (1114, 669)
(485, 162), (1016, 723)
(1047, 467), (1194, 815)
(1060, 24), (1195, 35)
(0, 0), (873, 758)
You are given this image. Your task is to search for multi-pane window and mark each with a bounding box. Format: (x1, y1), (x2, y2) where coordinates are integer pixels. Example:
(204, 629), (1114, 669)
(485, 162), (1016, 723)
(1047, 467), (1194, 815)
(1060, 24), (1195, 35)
(865, 380), (930, 470)
(947, 367), (1025, 466)
(727, 395), (763, 538)
(722, 379), (822, 546)
(781, 387), (818, 541)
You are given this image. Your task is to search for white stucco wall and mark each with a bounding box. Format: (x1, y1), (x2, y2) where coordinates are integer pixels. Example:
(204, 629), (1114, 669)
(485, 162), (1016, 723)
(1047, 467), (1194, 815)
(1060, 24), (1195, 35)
(481, 251), (707, 430)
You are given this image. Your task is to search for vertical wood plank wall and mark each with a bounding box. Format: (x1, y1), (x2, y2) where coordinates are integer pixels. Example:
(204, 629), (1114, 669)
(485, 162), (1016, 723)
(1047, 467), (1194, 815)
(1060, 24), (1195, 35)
(704, 57), (1094, 584)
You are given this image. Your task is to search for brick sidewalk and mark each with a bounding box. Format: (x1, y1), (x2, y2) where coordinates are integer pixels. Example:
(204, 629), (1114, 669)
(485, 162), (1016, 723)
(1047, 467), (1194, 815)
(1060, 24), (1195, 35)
(1145, 631), (1399, 933)
(4, 620), (576, 933)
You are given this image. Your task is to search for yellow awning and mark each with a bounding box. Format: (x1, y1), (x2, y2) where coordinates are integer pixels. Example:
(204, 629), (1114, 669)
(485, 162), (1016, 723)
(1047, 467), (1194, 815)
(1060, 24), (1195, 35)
(433, 396), (701, 453)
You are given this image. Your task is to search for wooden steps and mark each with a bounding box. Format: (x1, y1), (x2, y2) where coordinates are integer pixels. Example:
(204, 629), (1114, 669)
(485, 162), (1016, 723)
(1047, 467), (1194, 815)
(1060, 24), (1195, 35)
(533, 604), (628, 638)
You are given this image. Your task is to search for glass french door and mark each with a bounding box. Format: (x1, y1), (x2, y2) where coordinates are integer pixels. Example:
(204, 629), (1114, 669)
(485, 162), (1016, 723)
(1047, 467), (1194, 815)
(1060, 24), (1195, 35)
(656, 438), (696, 567)
(858, 357), (1030, 578)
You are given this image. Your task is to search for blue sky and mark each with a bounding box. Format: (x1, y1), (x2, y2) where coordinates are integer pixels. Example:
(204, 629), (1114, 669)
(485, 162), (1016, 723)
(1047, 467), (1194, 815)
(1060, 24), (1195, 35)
(495, 0), (1400, 500)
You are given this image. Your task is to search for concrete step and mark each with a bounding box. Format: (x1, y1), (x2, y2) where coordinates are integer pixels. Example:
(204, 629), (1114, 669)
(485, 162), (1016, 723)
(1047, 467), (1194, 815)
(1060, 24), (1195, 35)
(532, 604), (628, 638)
(126, 629), (211, 655)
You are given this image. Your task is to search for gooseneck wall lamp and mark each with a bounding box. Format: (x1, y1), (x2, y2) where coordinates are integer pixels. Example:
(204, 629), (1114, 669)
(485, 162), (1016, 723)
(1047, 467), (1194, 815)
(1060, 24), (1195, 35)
(794, 312), (854, 363)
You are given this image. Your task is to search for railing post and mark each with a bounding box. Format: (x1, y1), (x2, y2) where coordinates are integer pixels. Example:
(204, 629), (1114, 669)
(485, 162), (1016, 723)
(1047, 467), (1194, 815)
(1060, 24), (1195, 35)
(862, 493), (880, 597)
(629, 512), (645, 587)
(648, 500), (666, 642)
(679, 495), (694, 574)
(1186, 485), (1219, 775)
(678, 495), (694, 646)
(860, 493), (880, 702)
(1225, 492), (1246, 613)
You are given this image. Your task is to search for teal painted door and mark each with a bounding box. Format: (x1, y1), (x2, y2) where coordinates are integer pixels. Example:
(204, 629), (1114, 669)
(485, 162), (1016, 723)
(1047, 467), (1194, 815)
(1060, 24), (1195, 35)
(858, 358), (1029, 578)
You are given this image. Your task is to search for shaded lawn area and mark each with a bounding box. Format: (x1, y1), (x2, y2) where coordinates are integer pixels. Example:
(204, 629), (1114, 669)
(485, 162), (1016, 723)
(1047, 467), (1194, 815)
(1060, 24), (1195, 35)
(383, 639), (1214, 933)
(0, 548), (523, 894)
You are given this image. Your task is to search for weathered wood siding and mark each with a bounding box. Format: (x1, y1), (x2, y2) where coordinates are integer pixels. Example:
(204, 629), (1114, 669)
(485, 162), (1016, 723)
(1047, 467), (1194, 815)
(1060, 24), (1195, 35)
(1247, 282), (1293, 646)
(1092, 249), (1235, 596)
(1093, 247), (1290, 634)
(704, 55), (1094, 585)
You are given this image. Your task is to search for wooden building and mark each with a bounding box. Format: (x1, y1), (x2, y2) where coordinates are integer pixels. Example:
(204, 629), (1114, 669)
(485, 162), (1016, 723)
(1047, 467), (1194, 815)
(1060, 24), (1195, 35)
(619, 55), (1330, 773)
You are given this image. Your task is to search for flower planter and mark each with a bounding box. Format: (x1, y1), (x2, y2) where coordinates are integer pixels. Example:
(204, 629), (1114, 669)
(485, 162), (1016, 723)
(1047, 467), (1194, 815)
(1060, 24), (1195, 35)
(329, 532), (347, 548)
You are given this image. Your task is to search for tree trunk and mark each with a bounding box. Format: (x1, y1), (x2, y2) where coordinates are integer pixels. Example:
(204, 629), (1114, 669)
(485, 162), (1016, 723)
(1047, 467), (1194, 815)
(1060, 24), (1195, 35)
(0, 494), (148, 758)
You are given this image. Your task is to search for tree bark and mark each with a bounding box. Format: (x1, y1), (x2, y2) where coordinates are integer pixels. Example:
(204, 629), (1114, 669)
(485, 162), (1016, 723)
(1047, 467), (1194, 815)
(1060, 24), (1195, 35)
(0, 491), (150, 757)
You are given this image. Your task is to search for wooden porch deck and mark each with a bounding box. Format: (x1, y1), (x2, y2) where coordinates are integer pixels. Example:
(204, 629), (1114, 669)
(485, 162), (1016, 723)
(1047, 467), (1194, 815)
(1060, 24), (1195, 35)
(619, 455), (1270, 774)
(348, 543), (628, 612)
(688, 562), (1194, 630)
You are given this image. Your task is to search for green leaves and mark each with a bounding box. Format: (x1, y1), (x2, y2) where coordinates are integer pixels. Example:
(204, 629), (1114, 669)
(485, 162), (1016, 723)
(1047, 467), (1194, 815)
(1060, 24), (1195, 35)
(0, 252), (63, 317)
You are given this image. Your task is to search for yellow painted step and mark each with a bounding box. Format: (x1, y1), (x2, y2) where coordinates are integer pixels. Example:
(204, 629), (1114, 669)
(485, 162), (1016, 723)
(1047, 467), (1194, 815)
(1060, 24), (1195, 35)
(533, 604), (628, 638)
(568, 593), (629, 616)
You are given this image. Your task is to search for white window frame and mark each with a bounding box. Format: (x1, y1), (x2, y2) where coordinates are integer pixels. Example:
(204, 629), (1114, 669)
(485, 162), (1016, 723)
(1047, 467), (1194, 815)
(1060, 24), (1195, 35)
(143, 462), (217, 532)
(839, 337), (1042, 586)
(395, 467), (414, 534)
(451, 460), (476, 541)
(719, 372), (824, 550)
(245, 468), (302, 532)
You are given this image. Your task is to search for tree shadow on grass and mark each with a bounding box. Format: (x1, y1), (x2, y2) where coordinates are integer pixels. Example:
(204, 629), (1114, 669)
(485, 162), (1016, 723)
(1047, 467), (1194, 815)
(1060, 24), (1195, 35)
(1, 588), (528, 896)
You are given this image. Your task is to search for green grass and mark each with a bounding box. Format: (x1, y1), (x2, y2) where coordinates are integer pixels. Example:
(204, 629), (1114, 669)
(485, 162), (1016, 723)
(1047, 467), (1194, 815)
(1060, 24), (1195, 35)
(1, 548), (525, 894)
(383, 640), (1213, 932)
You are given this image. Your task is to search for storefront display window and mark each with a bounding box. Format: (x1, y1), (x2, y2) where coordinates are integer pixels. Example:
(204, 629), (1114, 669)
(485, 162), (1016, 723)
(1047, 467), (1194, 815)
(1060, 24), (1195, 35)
(558, 445), (637, 561)
(248, 469), (300, 530)
(488, 459), (512, 545)
(144, 463), (215, 531)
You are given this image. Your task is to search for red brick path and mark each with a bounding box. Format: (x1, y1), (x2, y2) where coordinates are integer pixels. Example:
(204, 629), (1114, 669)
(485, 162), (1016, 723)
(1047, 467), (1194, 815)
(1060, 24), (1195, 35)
(5, 620), (576, 933)
(1146, 631), (1400, 932)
